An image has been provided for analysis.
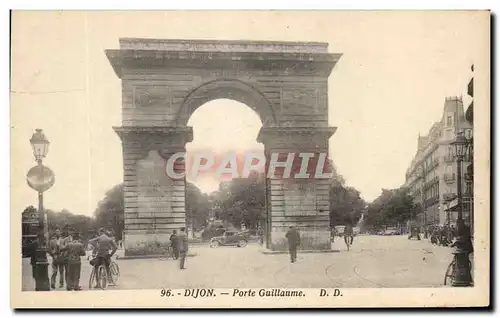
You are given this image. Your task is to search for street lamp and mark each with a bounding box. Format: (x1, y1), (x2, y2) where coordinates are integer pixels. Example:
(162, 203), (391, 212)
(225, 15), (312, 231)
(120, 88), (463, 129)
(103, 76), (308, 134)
(26, 129), (55, 291)
(30, 129), (50, 164)
(449, 132), (473, 287)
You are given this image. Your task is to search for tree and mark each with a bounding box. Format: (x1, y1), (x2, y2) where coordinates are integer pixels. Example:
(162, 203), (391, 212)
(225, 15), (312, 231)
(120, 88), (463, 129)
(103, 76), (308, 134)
(44, 208), (96, 240)
(94, 183), (124, 239)
(328, 160), (366, 227)
(365, 188), (414, 230)
(210, 172), (265, 229)
(186, 182), (210, 230)
(330, 185), (366, 226)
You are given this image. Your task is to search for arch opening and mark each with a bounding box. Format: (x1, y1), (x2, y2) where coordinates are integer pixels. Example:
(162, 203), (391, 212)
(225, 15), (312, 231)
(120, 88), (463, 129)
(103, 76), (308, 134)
(184, 99), (266, 234)
(185, 99), (265, 195)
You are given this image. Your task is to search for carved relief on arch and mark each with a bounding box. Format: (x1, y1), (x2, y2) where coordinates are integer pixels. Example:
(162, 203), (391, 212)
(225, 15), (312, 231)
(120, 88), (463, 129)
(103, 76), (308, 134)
(175, 79), (279, 127)
(133, 85), (172, 109)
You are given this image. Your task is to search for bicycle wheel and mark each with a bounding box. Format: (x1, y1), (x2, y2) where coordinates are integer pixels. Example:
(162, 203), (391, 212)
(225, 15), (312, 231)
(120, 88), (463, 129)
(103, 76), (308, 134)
(98, 266), (107, 289)
(88, 267), (96, 289)
(158, 247), (170, 261)
(110, 261), (120, 283)
(444, 261), (455, 286)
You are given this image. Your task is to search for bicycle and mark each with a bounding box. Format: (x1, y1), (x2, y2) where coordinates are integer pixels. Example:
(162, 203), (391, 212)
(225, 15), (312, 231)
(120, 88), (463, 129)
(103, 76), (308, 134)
(109, 258), (120, 284)
(444, 254), (473, 286)
(157, 244), (175, 261)
(88, 255), (119, 289)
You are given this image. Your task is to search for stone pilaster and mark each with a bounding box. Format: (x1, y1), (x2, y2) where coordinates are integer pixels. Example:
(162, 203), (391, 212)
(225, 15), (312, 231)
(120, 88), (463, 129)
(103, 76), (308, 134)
(257, 127), (336, 251)
(114, 127), (192, 256)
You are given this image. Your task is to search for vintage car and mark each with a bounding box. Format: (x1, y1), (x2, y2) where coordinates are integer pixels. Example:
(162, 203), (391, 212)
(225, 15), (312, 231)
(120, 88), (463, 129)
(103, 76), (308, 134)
(333, 225), (346, 236)
(332, 225), (360, 237)
(383, 227), (401, 236)
(209, 230), (248, 248)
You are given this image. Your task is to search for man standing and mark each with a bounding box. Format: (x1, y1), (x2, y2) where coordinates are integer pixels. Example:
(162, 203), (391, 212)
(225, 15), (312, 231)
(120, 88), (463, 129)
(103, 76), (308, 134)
(331, 227), (337, 243)
(344, 223), (354, 245)
(89, 228), (118, 288)
(65, 231), (86, 291)
(258, 228), (264, 246)
(285, 226), (300, 263)
(177, 227), (188, 269)
(59, 226), (72, 288)
(49, 228), (65, 289)
(170, 230), (179, 260)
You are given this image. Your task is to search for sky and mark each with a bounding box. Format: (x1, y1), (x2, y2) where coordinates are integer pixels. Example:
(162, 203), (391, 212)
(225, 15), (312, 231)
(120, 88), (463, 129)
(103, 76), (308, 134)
(10, 11), (487, 217)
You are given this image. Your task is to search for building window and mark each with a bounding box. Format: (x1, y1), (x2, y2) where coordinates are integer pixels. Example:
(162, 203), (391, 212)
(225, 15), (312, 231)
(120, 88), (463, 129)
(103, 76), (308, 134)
(447, 115), (453, 127)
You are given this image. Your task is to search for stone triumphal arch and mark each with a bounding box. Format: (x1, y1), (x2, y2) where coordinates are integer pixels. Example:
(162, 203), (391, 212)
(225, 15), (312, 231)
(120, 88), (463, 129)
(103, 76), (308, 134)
(106, 38), (341, 256)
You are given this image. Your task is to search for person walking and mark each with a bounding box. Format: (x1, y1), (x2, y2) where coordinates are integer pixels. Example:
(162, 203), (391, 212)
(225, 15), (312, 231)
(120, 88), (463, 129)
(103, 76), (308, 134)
(65, 231), (86, 291)
(170, 230), (179, 259)
(285, 226), (300, 263)
(177, 227), (188, 269)
(49, 228), (65, 289)
(344, 223), (354, 245)
(331, 227), (337, 243)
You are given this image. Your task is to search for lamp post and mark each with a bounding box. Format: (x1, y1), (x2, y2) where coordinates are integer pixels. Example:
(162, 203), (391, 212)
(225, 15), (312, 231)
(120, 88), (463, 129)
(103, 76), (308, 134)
(26, 129), (55, 291)
(450, 132), (473, 287)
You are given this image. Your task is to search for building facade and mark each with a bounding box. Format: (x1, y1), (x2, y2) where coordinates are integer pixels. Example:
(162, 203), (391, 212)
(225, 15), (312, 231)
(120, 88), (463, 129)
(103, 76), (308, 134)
(404, 97), (473, 227)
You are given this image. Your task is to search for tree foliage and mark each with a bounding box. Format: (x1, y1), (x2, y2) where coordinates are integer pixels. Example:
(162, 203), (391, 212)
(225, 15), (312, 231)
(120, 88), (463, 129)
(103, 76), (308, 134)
(210, 172), (265, 229)
(22, 206), (97, 240)
(328, 161), (366, 227)
(93, 183), (124, 239)
(364, 188), (414, 229)
(186, 181), (210, 230)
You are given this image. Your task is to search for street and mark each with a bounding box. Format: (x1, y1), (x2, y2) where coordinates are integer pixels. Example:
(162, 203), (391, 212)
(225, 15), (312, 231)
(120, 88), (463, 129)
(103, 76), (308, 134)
(22, 235), (459, 291)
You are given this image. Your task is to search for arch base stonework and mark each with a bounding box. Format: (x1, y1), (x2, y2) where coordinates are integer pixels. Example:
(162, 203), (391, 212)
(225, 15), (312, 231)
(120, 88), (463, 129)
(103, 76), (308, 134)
(113, 127), (193, 256)
(258, 127), (336, 251)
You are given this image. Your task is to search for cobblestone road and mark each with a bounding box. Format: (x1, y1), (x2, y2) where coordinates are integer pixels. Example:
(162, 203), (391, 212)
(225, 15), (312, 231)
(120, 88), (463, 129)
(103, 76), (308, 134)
(22, 235), (460, 291)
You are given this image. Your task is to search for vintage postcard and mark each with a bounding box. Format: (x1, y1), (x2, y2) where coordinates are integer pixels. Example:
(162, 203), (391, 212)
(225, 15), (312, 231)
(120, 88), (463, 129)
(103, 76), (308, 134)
(10, 10), (490, 308)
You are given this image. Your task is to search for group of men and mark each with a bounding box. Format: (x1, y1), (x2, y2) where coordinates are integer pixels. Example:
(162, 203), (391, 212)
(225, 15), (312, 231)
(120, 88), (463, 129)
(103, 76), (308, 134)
(47, 227), (118, 290)
(47, 227), (86, 291)
(169, 227), (189, 269)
